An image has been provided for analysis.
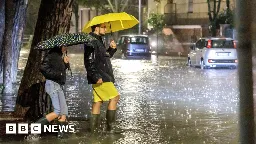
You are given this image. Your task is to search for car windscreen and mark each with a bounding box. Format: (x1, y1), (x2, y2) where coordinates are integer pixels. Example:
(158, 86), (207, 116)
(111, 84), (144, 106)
(210, 40), (234, 48)
(128, 37), (148, 44)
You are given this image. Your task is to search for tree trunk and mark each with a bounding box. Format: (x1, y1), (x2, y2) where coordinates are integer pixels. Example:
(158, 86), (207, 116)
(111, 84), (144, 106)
(211, 20), (217, 37)
(0, 0), (5, 82)
(73, 1), (79, 33)
(2, 0), (17, 112)
(14, 0), (74, 121)
(226, 0), (230, 10)
(12, 0), (28, 83)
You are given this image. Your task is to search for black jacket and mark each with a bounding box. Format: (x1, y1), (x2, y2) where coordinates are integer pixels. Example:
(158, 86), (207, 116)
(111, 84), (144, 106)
(40, 48), (68, 85)
(84, 32), (117, 84)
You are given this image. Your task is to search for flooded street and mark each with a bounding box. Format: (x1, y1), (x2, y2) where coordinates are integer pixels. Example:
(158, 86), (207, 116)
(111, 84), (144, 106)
(0, 47), (239, 143)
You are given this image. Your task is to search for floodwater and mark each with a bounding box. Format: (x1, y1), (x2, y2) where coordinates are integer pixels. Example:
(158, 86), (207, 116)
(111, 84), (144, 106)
(0, 47), (239, 143)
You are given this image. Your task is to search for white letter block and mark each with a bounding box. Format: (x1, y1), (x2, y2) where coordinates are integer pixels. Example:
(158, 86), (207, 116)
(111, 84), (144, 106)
(6, 123), (16, 134)
(18, 123), (28, 134)
(31, 123), (41, 134)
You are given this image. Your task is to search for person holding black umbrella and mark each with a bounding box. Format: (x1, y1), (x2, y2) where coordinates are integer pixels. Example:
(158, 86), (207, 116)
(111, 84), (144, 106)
(34, 46), (70, 138)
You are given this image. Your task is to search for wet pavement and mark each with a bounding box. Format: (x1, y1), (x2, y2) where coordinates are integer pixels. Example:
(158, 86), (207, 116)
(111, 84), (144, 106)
(0, 47), (239, 143)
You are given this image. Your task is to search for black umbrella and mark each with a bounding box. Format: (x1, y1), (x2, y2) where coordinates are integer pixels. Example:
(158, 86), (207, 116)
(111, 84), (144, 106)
(35, 33), (95, 77)
(35, 32), (96, 50)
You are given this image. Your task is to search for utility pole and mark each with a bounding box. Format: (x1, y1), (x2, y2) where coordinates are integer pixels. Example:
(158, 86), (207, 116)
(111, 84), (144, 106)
(138, 0), (141, 34)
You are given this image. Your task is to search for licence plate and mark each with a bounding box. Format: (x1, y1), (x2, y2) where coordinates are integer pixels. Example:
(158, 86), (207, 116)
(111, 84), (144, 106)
(136, 49), (144, 52)
(217, 52), (229, 56)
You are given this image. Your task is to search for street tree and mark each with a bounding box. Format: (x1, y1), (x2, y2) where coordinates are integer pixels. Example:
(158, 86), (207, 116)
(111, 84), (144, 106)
(24, 0), (41, 35)
(14, 0), (74, 121)
(2, 0), (14, 111)
(217, 8), (234, 28)
(72, 0), (79, 33)
(148, 13), (164, 33)
(12, 1), (29, 83)
(0, 0), (29, 111)
(0, 1), (4, 81)
(226, 0), (230, 11)
(2, 1), (16, 111)
(207, 0), (221, 36)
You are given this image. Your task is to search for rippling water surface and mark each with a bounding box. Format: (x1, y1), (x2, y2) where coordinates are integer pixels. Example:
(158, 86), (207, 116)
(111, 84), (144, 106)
(0, 48), (239, 144)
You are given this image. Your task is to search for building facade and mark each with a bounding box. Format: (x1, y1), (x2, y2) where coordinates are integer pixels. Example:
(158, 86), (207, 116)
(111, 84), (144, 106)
(69, 7), (98, 33)
(149, 0), (235, 26)
(147, 0), (236, 55)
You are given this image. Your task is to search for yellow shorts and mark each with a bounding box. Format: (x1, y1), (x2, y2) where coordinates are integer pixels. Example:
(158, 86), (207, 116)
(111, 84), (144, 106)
(92, 82), (119, 102)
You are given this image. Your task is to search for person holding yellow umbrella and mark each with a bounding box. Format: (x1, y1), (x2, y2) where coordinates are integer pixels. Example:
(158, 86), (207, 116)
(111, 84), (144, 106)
(83, 12), (139, 134)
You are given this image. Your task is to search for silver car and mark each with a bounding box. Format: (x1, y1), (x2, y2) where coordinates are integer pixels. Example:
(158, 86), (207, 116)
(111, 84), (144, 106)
(188, 37), (238, 69)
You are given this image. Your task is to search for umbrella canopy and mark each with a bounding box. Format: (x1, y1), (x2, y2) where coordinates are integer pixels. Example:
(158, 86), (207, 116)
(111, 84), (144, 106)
(35, 32), (96, 50)
(82, 12), (139, 33)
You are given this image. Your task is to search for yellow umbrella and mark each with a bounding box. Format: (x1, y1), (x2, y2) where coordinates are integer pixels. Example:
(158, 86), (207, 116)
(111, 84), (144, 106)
(82, 12), (139, 33)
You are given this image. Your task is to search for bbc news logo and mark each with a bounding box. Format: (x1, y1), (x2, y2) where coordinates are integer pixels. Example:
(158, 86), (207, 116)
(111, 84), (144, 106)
(6, 123), (75, 134)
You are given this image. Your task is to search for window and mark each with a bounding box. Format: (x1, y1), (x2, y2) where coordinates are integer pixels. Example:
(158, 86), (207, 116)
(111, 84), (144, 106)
(195, 40), (201, 48)
(188, 0), (193, 13)
(211, 40), (234, 48)
(196, 39), (205, 49)
(129, 37), (148, 44)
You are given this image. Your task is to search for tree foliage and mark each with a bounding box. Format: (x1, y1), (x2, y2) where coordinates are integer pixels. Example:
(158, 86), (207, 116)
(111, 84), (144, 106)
(148, 13), (164, 32)
(217, 9), (234, 28)
(207, 0), (221, 36)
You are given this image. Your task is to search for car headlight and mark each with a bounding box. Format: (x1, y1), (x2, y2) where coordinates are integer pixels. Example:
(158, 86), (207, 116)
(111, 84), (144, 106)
(151, 41), (157, 47)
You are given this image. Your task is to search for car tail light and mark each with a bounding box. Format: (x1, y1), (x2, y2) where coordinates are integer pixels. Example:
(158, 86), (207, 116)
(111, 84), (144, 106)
(208, 59), (214, 63)
(233, 41), (236, 48)
(207, 40), (211, 48)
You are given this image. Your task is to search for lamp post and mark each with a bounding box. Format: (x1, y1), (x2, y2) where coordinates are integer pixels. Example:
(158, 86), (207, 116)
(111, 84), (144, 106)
(156, 3), (159, 58)
(138, 0), (141, 34)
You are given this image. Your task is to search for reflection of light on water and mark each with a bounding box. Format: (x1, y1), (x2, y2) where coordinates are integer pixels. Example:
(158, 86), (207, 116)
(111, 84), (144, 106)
(151, 55), (157, 64)
(69, 54), (76, 57)
(118, 60), (146, 73)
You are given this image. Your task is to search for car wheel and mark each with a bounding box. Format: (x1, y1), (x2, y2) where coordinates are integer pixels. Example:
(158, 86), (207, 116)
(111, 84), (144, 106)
(200, 60), (205, 69)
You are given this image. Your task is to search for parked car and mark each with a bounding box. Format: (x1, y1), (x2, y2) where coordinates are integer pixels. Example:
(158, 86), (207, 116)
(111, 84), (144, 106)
(188, 37), (238, 69)
(116, 35), (151, 59)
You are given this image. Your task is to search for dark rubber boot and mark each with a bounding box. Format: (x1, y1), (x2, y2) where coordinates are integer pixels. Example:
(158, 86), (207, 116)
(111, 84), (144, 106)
(106, 110), (123, 134)
(35, 117), (49, 125)
(90, 114), (100, 133)
(34, 116), (49, 131)
(26, 117), (49, 140)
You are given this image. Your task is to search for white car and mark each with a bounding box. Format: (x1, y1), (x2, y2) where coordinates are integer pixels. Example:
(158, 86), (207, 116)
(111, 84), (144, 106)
(188, 37), (238, 69)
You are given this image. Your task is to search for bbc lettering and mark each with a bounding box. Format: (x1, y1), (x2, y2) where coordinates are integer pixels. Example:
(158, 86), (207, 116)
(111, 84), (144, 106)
(6, 123), (75, 134)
